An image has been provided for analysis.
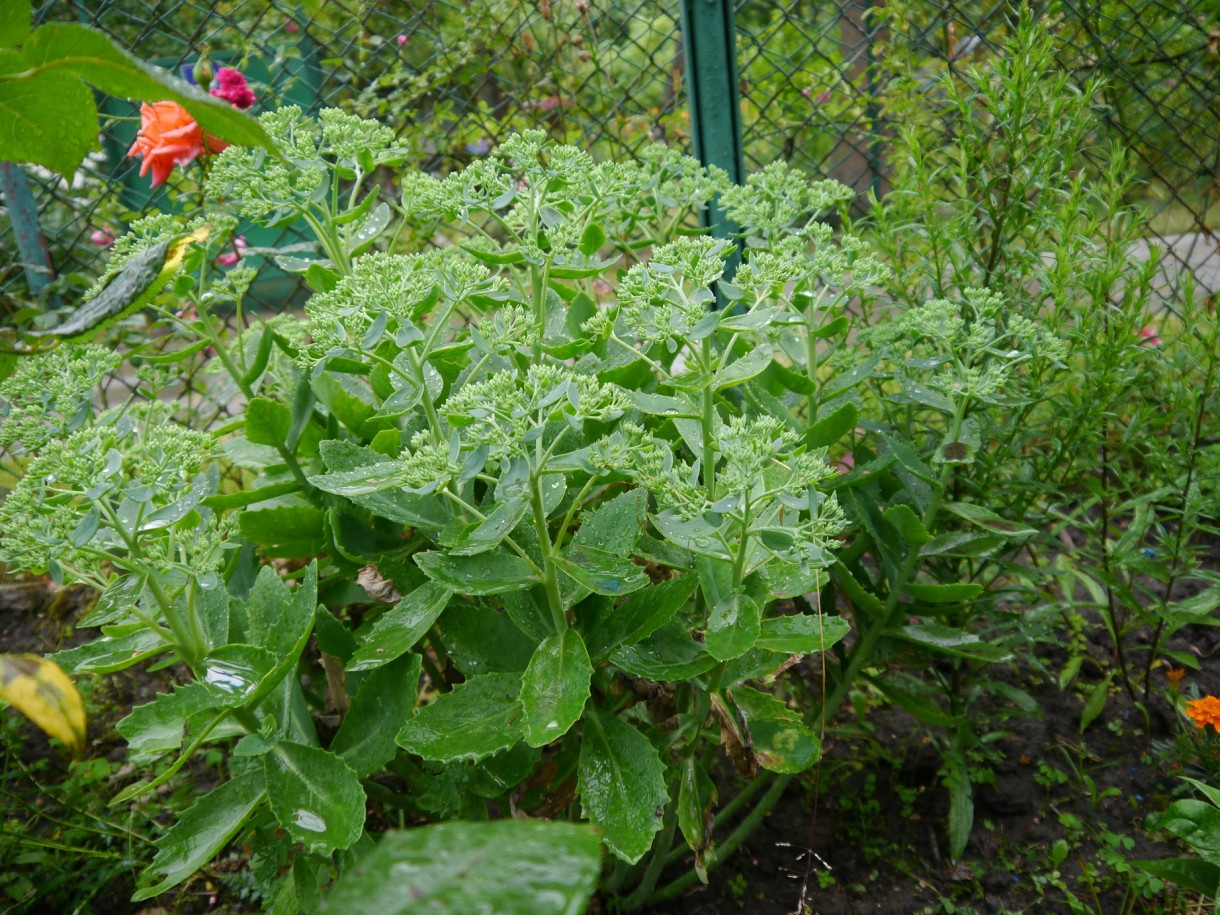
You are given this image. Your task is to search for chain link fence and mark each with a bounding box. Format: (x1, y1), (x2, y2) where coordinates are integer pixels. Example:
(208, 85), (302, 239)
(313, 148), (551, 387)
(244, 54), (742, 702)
(3, 0), (687, 313)
(2, 0), (1216, 312)
(735, 0), (1219, 302)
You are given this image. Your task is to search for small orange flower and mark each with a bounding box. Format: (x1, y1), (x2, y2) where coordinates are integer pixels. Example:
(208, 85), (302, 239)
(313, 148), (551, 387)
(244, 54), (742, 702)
(127, 101), (227, 187)
(1165, 668), (1187, 686)
(1185, 695), (1220, 731)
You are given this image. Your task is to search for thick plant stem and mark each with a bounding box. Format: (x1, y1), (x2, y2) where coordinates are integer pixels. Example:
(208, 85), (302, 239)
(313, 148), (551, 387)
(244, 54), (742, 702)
(806, 302), (819, 423)
(531, 475), (567, 633)
(99, 501), (198, 664)
(700, 337), (717, 495)
(645, 774), (791, 908)
(531, 264), (546, 362)
(405, 348), (444, 445)
(195, 311), (315, 495)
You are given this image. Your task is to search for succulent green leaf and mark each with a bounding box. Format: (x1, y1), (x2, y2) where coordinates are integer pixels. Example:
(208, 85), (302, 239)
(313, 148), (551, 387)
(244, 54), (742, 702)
(318, 820), (603, 915)
(834, 563), (883, 619)
(549, 256), (619, 279)
(578, 709), (668, 864)
(718, 305), (784, 333)
(264, 741), (366, 854)
(730, 686), (820, 774)
(764, 560), (825, 599)
(715, 344), (773, 390)
(628, 391), (692, 416)
(698, 556), (761, 661)
(584, 574), (697, 661)
(820, 352), (880, 398)
(556, 546), (649, 597)
(448, 491), (530, 556)
(237, 504), (327, 555)
(199, 644), (277, 705)
(54, 628), (169, 674)
(437, 600), (538, 676)
(396, 672), (525, 763)
(571, 488), (647, 556)
(245, 562), (316, 659)
(117, 682), (217, 764)
(331, 653), (422, 777)
(318, 440), (450, 529)
(245, 397), (291, 447)
(347, 582), (452, 672)
(898, 373), (954, 412)
(919, 531), (1006, 558)
(580, 222), (607, 256)
(520, 629), (593, 747)
(415, 550), (538, 595)
(133, 771), (266, 901)
(755, 615), (850, 654)
(611, 619), (716, 681)
(698, 556), (760, 662)
(804, 401), (858, 449)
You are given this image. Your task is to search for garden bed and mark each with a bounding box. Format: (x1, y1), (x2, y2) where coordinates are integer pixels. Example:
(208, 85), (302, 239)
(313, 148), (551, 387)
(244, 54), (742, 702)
(3, 534), (1218, 914)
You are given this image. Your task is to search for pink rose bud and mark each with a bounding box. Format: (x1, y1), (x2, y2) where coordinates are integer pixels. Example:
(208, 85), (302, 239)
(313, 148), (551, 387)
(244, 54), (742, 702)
(285, 21), (299, 33)
(397, 34), (407, 46)
(90, 229), (114, 247)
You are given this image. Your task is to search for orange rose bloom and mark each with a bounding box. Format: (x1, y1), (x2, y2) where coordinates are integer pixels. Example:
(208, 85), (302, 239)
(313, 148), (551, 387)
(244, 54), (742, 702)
(1185, 695), (1220, 731)
(127, 101), (226, 187)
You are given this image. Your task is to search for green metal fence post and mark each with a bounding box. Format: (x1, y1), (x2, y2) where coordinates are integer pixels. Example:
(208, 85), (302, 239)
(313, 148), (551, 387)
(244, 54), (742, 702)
(681, 0), (744, 284)
(0, 162), (55, 300)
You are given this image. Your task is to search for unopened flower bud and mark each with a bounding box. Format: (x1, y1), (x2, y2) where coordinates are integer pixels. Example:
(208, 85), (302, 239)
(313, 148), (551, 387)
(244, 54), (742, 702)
(192, 55), (214, 91)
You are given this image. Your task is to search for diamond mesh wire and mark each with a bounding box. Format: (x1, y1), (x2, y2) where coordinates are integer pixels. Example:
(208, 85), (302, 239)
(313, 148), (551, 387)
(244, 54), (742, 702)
(1, 0), (1215, 340)
(0, 0), (688, 436)
(2, 0), (687, 310)
(4, 0), (1215, 309)
(734, 0), (1219, 304)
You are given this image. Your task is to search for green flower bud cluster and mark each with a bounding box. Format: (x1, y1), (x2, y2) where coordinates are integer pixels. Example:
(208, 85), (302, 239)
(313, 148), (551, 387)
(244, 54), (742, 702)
(0, 345), (121, 454)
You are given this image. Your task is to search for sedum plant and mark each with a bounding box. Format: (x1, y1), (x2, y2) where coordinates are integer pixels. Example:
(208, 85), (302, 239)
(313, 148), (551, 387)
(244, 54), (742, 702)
(5, 16), (1214, 909)
(0, 111), (863, 912)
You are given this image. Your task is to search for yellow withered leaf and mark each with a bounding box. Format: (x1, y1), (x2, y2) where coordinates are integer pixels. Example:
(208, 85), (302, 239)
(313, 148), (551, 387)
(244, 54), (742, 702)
(0, 654), (87, 757)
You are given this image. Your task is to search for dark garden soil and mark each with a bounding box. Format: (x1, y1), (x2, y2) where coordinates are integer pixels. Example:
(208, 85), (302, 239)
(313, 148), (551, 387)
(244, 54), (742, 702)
(2, 536), (1218, 915)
